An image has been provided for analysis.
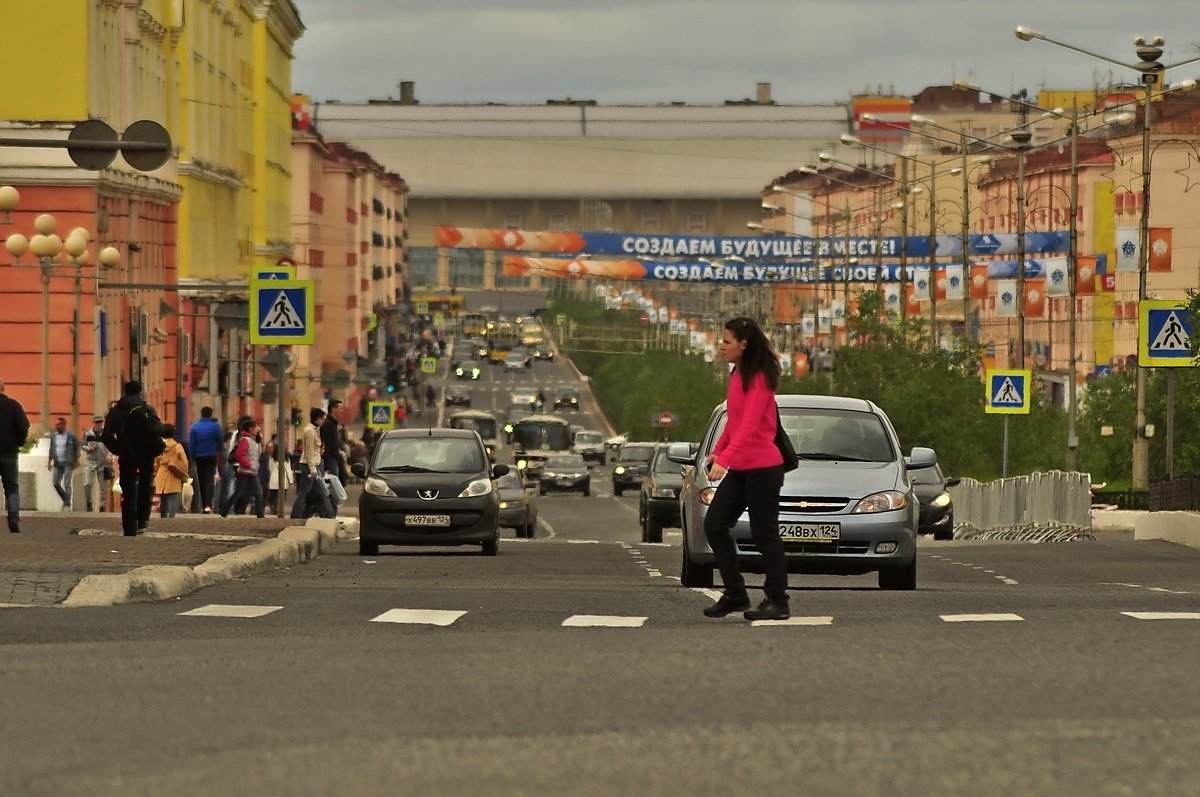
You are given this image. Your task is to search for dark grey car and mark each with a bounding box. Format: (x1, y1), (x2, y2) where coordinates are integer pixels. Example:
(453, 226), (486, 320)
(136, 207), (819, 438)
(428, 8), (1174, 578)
(496, 469), (538, 538)
(357, 429), (510, 556)
(669, 395), (934, 590)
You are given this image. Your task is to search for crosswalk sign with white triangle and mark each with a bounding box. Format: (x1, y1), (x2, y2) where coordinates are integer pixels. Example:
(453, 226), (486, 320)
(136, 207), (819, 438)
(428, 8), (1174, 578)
(1140, 300), (1195, 367)
(249, 279), (315, 345)
(366, 401), (394, 429)
(985, 369), (1031, 415)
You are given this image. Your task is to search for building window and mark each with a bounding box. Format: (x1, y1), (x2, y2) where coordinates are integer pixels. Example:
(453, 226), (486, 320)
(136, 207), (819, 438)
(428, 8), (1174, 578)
(640, 209), (661, 232)
(686, 211), (707, 231)
(502, 212), (522, 229)
(548, 212), (569, 231)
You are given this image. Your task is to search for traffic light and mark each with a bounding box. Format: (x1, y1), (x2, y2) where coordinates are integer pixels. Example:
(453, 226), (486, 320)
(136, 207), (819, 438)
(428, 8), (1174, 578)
(291, 407), (302, 427)
(386, 367), (400, 393)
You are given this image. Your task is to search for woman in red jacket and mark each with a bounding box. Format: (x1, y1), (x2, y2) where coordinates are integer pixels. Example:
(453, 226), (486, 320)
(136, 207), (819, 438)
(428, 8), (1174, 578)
(702, 317), (789, 621)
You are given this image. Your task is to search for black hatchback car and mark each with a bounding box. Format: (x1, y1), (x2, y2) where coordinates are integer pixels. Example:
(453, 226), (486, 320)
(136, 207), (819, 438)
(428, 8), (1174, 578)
(638, 443), (683, 543)
(552, 387), (580, 411)
(912, 462), (960, 539)
(356, 429), (510, 556)
(611, 442), (655, 497)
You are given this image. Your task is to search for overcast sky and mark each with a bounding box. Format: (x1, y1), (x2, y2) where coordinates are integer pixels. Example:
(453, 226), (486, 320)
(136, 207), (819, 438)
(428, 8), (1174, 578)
(292, 1), (1200, 106)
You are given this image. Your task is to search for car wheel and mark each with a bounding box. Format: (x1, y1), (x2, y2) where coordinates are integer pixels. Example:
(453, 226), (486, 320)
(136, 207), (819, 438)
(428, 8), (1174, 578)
(933, 514), (955, 541)
(583, 486), (590, 497)
(680, 540), (714, 588)
(879, 558), (917, 590)
(359, 539), (379, 556)
(614, 487), (623, 497)
(539, 486), (547, 495)
(646, 517), (664, 544)
(524, 519), (536, 539)
(482, 534), (500, 556)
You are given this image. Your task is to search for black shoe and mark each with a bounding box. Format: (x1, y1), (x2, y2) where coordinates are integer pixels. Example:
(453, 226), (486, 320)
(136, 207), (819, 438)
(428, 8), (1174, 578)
(703, 593), (751, 618)
(138, 521), (149, 531)
(7, 518), (19, 534)
(123, 529), (137, 537)
(744, 599), (790, 622)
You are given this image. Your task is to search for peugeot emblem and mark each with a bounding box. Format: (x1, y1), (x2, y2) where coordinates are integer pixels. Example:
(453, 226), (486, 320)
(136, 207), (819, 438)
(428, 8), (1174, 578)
(418, 490), (439, 501)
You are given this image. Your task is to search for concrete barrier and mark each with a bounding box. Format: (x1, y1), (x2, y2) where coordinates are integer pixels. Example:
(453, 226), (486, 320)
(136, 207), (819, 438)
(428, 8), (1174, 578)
(1134, 511), (1200, 552)
(1091, 510), (1143, 533)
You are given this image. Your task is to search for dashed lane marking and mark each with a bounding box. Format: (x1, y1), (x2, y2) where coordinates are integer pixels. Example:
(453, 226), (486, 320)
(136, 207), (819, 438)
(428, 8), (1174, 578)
(940, 613), (1024, 623)
(1121, 611), (1200, 621)
(370, 609), (466, 626)
(562, 615), (647, 628)
(179, 604), (283, 618)
(1102, 583), (1191, 595)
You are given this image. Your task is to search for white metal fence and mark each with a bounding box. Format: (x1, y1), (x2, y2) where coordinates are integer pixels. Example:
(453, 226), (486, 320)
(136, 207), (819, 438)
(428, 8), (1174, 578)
(949, 470), (1092, 536)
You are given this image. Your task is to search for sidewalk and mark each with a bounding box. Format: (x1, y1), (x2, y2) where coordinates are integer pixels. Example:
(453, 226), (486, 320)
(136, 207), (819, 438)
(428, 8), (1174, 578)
(0, 511), (349, 607)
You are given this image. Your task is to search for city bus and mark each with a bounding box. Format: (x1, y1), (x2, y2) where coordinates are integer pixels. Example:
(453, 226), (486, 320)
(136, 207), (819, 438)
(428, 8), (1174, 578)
(461, 312), (489, 338)
(520, 322), (545, 347)
(488, 321), (520, 364)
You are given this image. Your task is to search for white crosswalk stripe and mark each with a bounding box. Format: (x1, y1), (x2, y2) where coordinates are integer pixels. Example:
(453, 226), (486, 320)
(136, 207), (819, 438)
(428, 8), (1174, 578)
(940, 613), (1024, 623)
(751, 616), (834, 627)
(1121, 611), (1200, 621)
(370, 609), (467, 626)
(179, 604), (283, 618)
(562, 615), (647, 628)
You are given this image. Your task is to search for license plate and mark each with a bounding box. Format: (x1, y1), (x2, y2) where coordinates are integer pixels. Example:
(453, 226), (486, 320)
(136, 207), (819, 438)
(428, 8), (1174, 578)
(405, 514), (451, 527)
(780, 523), (840, 541)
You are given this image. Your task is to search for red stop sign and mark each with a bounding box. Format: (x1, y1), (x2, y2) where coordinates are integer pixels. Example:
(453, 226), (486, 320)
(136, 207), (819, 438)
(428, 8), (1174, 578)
(658, 412), (674, 428)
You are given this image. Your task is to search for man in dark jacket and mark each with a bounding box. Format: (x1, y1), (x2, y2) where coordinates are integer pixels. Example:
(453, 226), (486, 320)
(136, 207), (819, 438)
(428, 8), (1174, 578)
(187, 406), (224, 514)
(0, 378), (31, 533)
(102, 380), (165, 536)
(320, 399), (347, 490)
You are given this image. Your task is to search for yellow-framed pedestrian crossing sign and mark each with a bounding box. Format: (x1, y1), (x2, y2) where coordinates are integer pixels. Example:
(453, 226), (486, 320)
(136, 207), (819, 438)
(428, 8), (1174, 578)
(366, 401), (395, 429)
(1139, 299), (1195, 368)
(985, 369), (1031, 415)
(250, 279), (314, 345)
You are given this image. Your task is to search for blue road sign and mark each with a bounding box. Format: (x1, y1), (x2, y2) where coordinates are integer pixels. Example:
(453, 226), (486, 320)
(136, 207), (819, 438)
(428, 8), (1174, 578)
(1140, 300), (1194, 367)
(985, 369), (1031, 415)
(250, 279), (314, 345)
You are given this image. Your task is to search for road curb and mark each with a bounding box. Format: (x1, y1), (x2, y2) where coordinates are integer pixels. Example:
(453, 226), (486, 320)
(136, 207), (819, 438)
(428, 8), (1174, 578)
(58, 517), (353, 607)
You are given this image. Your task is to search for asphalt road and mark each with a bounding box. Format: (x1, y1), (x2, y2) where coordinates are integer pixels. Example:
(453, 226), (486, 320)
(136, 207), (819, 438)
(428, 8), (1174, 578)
(4, 340), (1200, 796)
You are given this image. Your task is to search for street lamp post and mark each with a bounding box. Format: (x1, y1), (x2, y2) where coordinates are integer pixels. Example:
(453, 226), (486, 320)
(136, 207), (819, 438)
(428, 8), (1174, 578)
(1016, 26), (1200, 488)
(3, 192), (119, 436)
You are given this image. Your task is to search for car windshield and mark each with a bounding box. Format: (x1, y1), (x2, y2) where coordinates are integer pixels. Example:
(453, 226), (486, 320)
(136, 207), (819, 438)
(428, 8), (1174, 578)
(911, 464), (944, 485)
(512, 422), (571, 451)
(373, 438), (486, 473)
(497, 471), (525, 490)
(449, 417), (497, 440)
(711, 408), (894, 463)
(546, 455), (586, 469)
(652, 451), (679, 474)
(575, 432), (603, 444)
(619, 446), (655, 463)
(506, 353), (524, 363)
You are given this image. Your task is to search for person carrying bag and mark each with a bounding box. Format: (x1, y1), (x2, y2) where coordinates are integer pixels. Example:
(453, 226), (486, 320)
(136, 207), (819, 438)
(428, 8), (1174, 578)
(701, 317), (791, 622)
(153, 424), (189, 518)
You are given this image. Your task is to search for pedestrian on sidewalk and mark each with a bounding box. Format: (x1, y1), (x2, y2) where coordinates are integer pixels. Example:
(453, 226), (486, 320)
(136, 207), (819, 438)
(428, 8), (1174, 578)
(187, 406), (223, 514)
(221, 419), (264, 518)
(321, 399), (347, 487)
(702, 317), (790, 622)
(102, 380), (166, 537)
(82, 416), (112, 512)
(290, 408), (334, 519)
(0, 378), (31, 533)
(264, 440), (292, 514)
(154, 424), (190, 518)
(48, 417), (80, 511)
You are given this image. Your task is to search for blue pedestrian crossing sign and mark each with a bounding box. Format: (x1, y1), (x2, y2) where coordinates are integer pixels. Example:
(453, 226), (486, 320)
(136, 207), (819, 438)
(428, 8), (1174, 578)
(985, 369), (1031, 415)
(250, 279), (314, 345)
(1139, 299), (1195, 368)
(366, 401), (394, 430)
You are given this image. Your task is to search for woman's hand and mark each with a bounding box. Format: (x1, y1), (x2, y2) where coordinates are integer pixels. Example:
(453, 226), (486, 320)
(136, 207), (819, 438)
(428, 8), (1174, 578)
(707, 458), (727, 482)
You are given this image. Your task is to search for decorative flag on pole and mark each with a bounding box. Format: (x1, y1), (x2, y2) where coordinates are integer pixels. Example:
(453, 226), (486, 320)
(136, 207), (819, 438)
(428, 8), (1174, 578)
(1115, 227), (1139, 272)
(1024, 279), (1046, 318)
(883, 284), (902, 316)
(970, 265), (989, 300)
(905, 285), (922, 317)
(1148, 227), (1172, 272)
(912, 268), (932, 303)
(996, 279), (1018, 318)
(1075, 256), (1097, 296)
(944, 265), (964, 301)
(1044, 257), (1070, 297)
(818, 311), (831, 336)
(830, 299), (846, 328)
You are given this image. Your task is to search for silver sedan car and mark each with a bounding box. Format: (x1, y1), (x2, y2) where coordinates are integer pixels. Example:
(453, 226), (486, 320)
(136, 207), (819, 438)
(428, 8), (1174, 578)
(668, 394), (935, 590)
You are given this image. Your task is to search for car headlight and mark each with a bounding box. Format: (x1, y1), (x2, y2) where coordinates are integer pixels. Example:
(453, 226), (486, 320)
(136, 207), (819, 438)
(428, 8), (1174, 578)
(455, 368), (464, 376)
(504, 424), (514, 434)
(699, 487), (717, 505)
(458, 478), (493, 497)
(471, 368), (480, 378)
(853, 490), (909, 513)
(517, 459), (528, 470)
(499, 501), (509, 509)
(364, 477), (397, 497)
(614, 466), (626, 474)
(654, 488), (675, 498)
(931, 492), (952, 508)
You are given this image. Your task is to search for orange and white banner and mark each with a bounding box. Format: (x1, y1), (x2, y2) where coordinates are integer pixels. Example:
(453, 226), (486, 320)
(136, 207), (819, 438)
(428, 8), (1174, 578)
(1148, 227), (1173, 272)
(1024, 278), (1046, 318)
(502, 256), (648, 280)
(437, 227), (586, 253)
(1076, 256), (1098, 296)
(970, 265), (989, 300)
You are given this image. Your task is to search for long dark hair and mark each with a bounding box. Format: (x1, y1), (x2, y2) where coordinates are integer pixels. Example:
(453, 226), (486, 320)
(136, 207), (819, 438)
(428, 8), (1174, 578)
(725, 317), (780, 392)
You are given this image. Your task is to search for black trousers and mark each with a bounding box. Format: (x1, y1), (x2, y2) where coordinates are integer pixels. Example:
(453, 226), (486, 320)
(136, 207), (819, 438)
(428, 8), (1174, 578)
(195, 455), (217, 510)
(703, 465), (788, 603)
(118, 455), (156, 535)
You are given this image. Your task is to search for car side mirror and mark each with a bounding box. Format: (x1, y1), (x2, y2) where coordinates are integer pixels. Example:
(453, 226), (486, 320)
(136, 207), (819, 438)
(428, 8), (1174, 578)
(665, 442), (698, 465)
(944, 476), (961, 488)
(492, 464), (511, 479)
(907, 447), (937, 469)
(351, 463), (367, 479)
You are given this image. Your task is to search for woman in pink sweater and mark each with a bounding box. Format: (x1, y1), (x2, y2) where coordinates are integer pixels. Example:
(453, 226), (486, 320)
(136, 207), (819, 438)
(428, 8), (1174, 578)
(702, 317), (789, 621)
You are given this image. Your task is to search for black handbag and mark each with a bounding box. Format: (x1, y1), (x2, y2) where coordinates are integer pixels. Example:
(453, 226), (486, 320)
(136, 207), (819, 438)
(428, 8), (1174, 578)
(774, 406), (799, 472)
